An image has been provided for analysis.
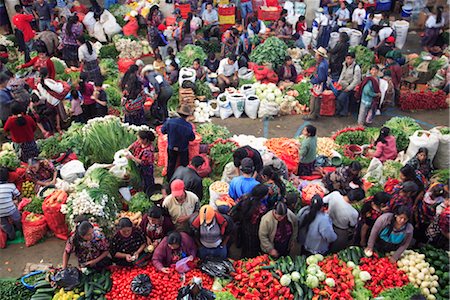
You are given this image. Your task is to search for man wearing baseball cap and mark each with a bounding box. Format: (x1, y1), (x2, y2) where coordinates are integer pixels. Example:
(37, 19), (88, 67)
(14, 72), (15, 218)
(228, 158), (259, 201)
(162, 179), (199, 230)
(190, 205), (233, 259)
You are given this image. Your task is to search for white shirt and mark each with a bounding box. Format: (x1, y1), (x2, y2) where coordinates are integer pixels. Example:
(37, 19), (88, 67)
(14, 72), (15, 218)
(217, 58), (238, 77)
(352, 8), (366, 25)
(315, 13), (329, 26)
(425, 15), (445, 28)
(323, 191), (359, 229)
(336, 8), (350, 26)
(78, 43), (97, 62)
(378, 27), (393, 42)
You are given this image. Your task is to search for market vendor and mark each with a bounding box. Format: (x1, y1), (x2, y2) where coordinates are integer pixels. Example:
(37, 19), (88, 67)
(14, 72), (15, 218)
(229, 158), (259, 201)
(63, 219), (111, 270)
(259, 202), (297, 258)
(386, 181), (418, 213)
(126, 130), (155, 196)
(190, 205), (233, 260)
(152, 231), (197, 273)
(233, 145), (263, 175)
(0, 167), (22, 241)
(323, 161), (363, 195)
(247, 15), (267, 37)
(16, 44), (55, 79)
(277, 56), (297, 86)
(217, 55), (239, 93)
(110, 218), (149, 267)
(29, 91), (61, 138)
(162, 179), (199, 230)
(140, 206), (174, 249)
(407, 147), (433, 181)
(298, 125), (318, 177)
(27, 157), (57, 190)
(365, 206), (414, 262)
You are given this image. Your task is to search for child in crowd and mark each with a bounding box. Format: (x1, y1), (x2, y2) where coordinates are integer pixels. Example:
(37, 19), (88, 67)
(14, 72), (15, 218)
(69, 89), (84, 123)
(0, 167), (21, 241)
(298, 125), (318, 176)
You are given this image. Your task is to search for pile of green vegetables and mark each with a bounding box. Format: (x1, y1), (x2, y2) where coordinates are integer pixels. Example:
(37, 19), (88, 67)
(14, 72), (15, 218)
(99, 44), (120, 59)
(383, 160), (403, 179)
(0, 279), (35, 300)
(0, 150), (21, 169)
(431, 169), (449, 184)
(195, 80), (212, 100)
(202, 178), (214, 207)
(299, 54), (316, 71)
(197, 123), (231, 144)
(418, 245), (449, 300)
(384, 117), (422, 151)
(100, 58), (120, 85)
(250, 37), (288, 70)
(335, 130), (370, 146)
(24, 196), (44, 214)
(37, 134), (66, 158)
(290, 82), (312, 106)
(377, 284), (421, 300)
(105, 86), (123, 107)
(168, 83), (180, 111)
(349, 45), (374, 73)
(177, 45), (207, 68)
(439, 127), (450, 135)
(209, 141), (238, 178)
(129, 192), (153, 212)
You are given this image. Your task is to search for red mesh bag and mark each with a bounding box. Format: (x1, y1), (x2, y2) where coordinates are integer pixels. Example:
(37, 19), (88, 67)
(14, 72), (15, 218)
(42, 191), (69, 240)
(22, 211), (47, 247)
(0, 228), (6, 249)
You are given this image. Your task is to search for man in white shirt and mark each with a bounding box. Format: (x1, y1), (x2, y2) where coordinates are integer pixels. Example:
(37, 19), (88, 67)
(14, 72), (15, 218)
(323, 188), (365, 252)
(335, 2), (350, 27)
(247, 15), (267, 37)
(217, 55), (239, 92)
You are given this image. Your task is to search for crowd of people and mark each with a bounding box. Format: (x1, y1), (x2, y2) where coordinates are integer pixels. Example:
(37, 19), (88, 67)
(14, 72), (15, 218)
(0, 0), (448, 276)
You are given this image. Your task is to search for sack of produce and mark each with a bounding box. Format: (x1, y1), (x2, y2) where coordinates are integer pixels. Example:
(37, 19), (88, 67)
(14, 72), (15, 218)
(208, 100), (220, 118)
(131, 274), (153, 296)
(53, 267), (81, 291)
(217, 94), (233, 120)
(60, 160), (86, 183)
(238, 67), (254, 81)
(258, 101), (280, 118)
(22, 212), (47, 247)
(209, 181), (229, 209)
(227, 93), (245, 118)
(43, 190), (69, 240)
(363, 157), (383, 182)
(430, 127), (450, 169)
(405, 130), (439, 162)
(244, 95), (260, 119)
(123, 17), (139, 37)
(240, 84), (256, 97)
(179, 67), (196, 86)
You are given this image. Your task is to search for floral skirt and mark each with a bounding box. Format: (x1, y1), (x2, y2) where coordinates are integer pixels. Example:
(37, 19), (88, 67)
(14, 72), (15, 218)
(16, 141), (39, 162)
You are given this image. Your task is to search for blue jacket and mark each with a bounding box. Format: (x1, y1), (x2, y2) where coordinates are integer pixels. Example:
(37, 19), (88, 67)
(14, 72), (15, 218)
(310, 59), (329, 85)
(161, 117), (195, 151)
(228, 176), (259, 201)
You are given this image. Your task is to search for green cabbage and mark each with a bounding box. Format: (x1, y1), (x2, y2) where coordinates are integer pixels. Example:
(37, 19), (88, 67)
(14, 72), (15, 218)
(305, 275), (319, 289)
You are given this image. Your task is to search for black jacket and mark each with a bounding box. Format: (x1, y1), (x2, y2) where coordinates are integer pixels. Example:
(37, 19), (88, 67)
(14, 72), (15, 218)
(170, 166), (203, 202)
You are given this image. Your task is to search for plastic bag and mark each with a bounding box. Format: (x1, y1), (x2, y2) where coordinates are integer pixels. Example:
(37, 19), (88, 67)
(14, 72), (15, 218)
(53, 267), (81, 291)
(363, 157), (383, 182)
(22, 211), (47, 247)
(227, 93), (245, 118)
(60, 160), (85, 183)
(244, 95), (260, 119)
(93, 22), (107, 42)
(43, 191), (69, 240)
(177, 278), (215, 300)
(218, 95), (233, 120)
(131, 274), (153, 296)
(102, 10), (122, 39)
(123, 18), (139, 37)
(430, 127), (450, 170)
(405, 130), (439, 163)
(199, 259), (235, 278)
(175, 256), (194, 273)
(82, 11), (96, 35)
(258, 101), (279, 118)
(0, 228), (6, 249)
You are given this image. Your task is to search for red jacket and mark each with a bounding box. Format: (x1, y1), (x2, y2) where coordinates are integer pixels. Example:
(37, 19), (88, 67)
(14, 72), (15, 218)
(4, 115), (37, 143)
(373, 135), (397, 163)
(12, 14), (35, 42)
(21, 56), (56, 79)
(387, 63), (402, 89)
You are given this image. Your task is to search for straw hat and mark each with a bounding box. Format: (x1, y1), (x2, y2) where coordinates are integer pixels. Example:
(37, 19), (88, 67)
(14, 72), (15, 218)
(177, 105), (193, 116)
(314, 47), (328, 58)
(141, 64), (154, 76)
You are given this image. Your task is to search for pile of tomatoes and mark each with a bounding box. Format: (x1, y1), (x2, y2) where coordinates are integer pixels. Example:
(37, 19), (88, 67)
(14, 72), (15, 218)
(106, 265), (213, 300)
(314, 255), (355, 299)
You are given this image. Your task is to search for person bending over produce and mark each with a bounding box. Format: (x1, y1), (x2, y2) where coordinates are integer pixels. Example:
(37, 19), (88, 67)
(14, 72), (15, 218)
(126, 130), (156, 196)
(298, 125), (318, 176)
(110, 218), (149, 267)
(259, 202), (298, 258)
(170, 156), (205, 202)
(152, 231), (197, 273)
(365, 206), (414, 262)
(190, 205), (233, 260)
(261, 166), (286, 210)
(63, 219), (111, 270)
(162, 180), (199, 231)
(228, 158), (259, 201)
(233, 145), (263, 175)
(27, 157), (57, 190)
(357, 192), (391, 247)
(386, 181), (418, 213)
(297, 194), (337, 255)
(29, 91), (60, 138)
(140, 206), (174, 251)
(16, 44), (55, 79)
(323, 161), (363, 195)
(371, 127), (397, 163)
(0, 167), (22, 241)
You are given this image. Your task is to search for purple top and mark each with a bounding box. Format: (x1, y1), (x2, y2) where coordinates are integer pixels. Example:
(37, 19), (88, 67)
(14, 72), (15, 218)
(152, 232), (197, 271)
(61, 23), (83, 46)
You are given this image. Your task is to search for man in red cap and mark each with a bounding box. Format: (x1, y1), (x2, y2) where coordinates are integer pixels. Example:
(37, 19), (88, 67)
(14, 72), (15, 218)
(162, 179), (199, 230)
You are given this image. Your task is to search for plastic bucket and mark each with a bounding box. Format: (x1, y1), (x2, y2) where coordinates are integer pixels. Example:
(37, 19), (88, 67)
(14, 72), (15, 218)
(302, 31), (313, 48)
(350, 29), (362, 47)
(393, 20), (409, 49)
(329, 32), (340, 49)
(401, 5), (412, 18)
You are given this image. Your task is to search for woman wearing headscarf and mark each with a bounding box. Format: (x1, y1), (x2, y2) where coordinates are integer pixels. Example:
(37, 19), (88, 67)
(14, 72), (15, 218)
(120, 64), (146, 126)
(328, 32), (349, 80)
(61, 15), (83, 67)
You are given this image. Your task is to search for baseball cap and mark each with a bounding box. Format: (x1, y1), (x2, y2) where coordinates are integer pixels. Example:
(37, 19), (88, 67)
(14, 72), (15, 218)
(199, 205), (215, 224)
(401, 181), (418, 193)
(386, 36), (396, 43)
(240, 158), (255, 174)
(171, 179), (185, 197)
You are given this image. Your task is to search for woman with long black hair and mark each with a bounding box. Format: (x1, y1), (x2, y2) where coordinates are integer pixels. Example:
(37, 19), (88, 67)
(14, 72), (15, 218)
(421, 6), (444, 51)
(120, 64), (146, 126)
(62, 218), (111, 270)
(78, 72), (95, 121)
(365, 206), (414, 262)
(261, 166), (286, 210)
(232, 184), (269, 258)
(110, 218), (148, 267)
(297, 194), (337, 255)
(61, 15), (83, 67)
(372, 127), (397, 163)
(4, 102), (39, 162)
(77, 36), (103, 84)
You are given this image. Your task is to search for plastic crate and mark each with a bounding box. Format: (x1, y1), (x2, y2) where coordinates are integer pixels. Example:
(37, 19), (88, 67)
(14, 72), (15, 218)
(219, 15), (236, 25)
(257, 6), (282, 21)
(218, 5), (235, 16)
(175, 3), (191, 19)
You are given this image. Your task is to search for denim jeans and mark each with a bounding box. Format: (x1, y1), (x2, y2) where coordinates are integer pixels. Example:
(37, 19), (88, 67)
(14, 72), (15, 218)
(336, 91), (351, 116)
(240, 1), (253, 21)
(198, 245), (227, 260)
(38, 19), (52, 32)
(0, 208), (22, 240)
